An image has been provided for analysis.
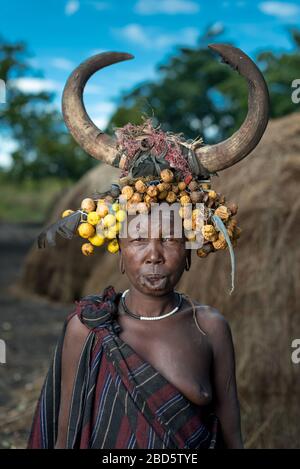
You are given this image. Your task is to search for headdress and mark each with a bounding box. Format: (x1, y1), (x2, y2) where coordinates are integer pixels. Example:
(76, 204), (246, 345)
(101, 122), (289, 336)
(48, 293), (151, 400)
(37, 44), (269, 294)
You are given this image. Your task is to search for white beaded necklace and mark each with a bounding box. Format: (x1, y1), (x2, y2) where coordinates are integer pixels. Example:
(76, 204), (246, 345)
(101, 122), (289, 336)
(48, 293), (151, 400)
(121, 289), (183, 321)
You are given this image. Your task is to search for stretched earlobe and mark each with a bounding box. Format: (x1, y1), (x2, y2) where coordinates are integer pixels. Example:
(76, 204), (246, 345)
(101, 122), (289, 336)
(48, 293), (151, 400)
(119, 257), (125, 274)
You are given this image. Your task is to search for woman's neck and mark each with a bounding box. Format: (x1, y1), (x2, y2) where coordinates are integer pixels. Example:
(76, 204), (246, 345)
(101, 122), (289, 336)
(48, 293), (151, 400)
(124, 287), (178, 318)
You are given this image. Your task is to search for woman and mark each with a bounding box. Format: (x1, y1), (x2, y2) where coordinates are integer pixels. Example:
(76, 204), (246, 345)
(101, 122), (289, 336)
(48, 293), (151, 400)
(28, 43), (269, 449)
(29, 209), (242, 449)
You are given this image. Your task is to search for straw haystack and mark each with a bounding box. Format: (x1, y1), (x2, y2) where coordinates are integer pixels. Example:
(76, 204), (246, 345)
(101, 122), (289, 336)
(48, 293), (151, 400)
(19, 112), (300, 448)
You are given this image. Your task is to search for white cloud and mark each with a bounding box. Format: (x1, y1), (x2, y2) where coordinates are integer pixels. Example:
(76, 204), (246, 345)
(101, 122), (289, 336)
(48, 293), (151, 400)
(0, 138), (17, 169)
(88, 102), (115, 114)
(50, 58), (75, 71)
(259, 1), (300, 18)
(85, 83), (104, 94)
(93, 115), (110, 129)
(88, 1), (109, 10)
(135, 0), (199, 15)
(88, 101), (116, 129)
(65, 0), (80, 16)
(116, 24), (149, 46)
(209, 21), (224, 35)
(10, 78), (61, 94)
(89, 48), (107, 56)
(113, 24), (198, 49)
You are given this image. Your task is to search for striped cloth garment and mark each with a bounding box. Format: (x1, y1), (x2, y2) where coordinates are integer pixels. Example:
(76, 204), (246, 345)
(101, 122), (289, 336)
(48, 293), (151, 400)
(27, 285), (220, 449)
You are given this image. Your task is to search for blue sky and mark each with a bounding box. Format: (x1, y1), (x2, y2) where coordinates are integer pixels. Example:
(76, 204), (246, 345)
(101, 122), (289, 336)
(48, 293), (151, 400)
(0, 0), (299, 167)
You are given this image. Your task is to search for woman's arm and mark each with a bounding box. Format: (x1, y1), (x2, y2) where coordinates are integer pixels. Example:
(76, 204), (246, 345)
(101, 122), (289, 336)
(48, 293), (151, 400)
(206, 310), (243, 448)
(54, 314), (90, 449)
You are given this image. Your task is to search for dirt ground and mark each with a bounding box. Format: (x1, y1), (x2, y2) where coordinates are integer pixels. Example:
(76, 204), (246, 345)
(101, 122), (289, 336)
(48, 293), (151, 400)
(0, 222), (74, 449)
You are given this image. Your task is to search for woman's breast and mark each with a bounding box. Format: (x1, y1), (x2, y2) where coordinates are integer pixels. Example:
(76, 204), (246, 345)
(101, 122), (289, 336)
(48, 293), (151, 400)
(118, 313), (213, 408)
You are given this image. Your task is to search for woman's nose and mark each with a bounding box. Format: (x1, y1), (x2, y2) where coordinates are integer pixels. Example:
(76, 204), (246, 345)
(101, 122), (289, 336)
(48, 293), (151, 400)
(145, 239), (164, 264)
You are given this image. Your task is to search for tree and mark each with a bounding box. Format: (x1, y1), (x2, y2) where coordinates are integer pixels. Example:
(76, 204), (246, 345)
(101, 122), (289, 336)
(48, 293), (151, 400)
(107, 27), (300, 142)
(0, 36), (96, 181)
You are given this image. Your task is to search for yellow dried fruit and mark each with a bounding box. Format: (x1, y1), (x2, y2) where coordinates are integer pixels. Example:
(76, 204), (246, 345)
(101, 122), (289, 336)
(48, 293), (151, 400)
(111, 202), (120, 212)
(87, 211), (101, 226)
(160, 168), (174, 183)
(227, 202), (238, 215)
(137, 202), (149, 214)
(171, 184), (179, 194)
(227, 218), (238, 229)
(190, 191), (203, 204)
(107, 239), (119, 254)
(208, 190), (217, 200)
(201, 183), (211, 191)
(188, 180), (198, 191)
(214, 205), (230, 221)
(178, 181), (186, 191)
(62, 209), (74, 218)
(81, 198), (96, 213)
(103, 214), (116, 228)
(131, 192), (142, 204)
(81, 243), (94, 256)
(192, 210), (203, 230)
(78, 223), (96, 239)
(180, 195), (191, 206)
(157, 182), (167, 192)
(196, 244), (214, 258)
(96, 202), (109, 218)
(126, 201), (138, 215)
(192, 208), (202, 219)
(88, 234), (105, 246)
(135, 180), (147, 193)
(162, 182), (171, 191)
(105, 226), (118, 239)
(185, 230), (196, 241)
(212, 238), (228, 250)
(179, 206), (192, 219)
(158, 190), (168, 200)
(196, 248), (208, 258)
(202, 224), (218, 242)
(121, 185), (134, 200)
(144, 194), (158, 205)
(183, 218), (193, 231)
(115, 209), (127, 222)
(166, 191), (177, 203)
(233, 226), (242, 239)
(147, 186), (158, 198)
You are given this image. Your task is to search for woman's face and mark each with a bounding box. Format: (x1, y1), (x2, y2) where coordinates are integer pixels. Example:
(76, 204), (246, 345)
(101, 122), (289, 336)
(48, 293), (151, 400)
(118, 209), (189, 296)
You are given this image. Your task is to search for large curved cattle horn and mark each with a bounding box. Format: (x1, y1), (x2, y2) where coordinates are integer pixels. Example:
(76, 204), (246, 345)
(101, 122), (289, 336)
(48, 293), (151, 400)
(195, 44), (269, 173)
(62, 52), (134, 167)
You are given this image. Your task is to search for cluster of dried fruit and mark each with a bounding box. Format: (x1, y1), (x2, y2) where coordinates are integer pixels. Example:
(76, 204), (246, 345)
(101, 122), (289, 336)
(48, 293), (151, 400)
(61, 168), (241, 257)
(62, 197), (126, 256)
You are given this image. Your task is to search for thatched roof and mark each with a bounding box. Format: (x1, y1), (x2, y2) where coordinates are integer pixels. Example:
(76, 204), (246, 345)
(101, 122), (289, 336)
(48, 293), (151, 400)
(18, 111), (300, 447)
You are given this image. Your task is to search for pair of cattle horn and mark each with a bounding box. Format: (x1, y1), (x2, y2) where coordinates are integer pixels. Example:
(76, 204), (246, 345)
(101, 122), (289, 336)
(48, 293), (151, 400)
(62, 44), (269, 174)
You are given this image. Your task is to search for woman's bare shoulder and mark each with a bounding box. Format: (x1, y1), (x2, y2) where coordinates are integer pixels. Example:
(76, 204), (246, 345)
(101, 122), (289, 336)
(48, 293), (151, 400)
(65, 313), (91, 341)
(190, 299), (231, 339)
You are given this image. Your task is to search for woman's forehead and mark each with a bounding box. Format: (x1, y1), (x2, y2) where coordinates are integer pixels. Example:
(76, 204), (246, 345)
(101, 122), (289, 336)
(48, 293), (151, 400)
(125, 209), (183, 238)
